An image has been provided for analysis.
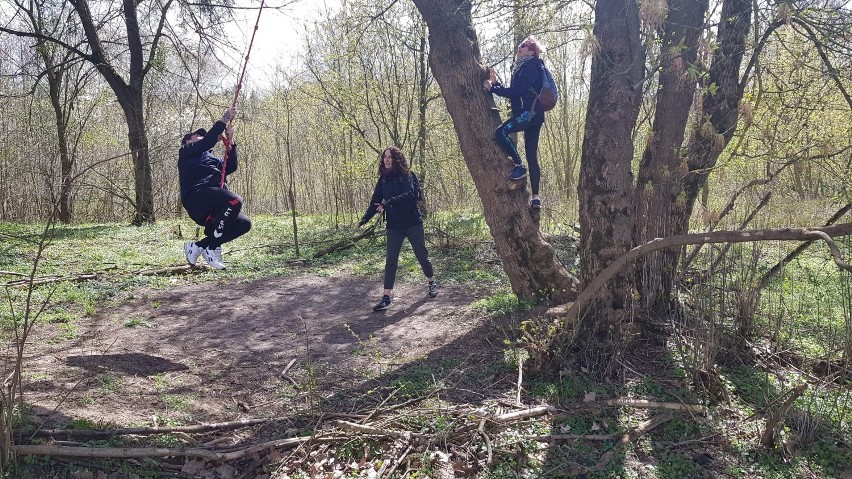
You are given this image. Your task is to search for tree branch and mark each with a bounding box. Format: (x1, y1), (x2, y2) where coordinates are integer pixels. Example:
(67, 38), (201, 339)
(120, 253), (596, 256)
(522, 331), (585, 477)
(563, 223), (852, 332)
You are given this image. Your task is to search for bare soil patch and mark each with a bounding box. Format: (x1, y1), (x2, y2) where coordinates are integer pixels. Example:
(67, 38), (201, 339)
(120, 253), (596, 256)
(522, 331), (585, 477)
(23, 273), (507, 430)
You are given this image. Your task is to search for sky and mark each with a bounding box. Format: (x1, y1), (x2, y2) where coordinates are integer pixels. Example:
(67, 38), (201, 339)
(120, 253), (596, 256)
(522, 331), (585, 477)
(226, 0), (340, 85)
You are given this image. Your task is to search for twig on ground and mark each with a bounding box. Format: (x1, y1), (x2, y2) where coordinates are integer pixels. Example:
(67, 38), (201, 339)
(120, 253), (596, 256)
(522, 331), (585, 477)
(604, 398), (705, 414)
(477, 418), (492, 466)
(379, 445), (412, 479)
(494, 405), (558, 423)
(593, 413), (674, 471)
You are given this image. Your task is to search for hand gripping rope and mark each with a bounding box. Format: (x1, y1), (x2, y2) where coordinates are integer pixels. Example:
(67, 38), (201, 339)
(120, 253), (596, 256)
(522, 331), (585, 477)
(220, 0), (266, 188)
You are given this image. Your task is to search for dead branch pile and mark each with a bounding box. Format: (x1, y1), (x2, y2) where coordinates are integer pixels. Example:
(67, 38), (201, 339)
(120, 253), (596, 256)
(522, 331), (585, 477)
(12, 398), (691, 477)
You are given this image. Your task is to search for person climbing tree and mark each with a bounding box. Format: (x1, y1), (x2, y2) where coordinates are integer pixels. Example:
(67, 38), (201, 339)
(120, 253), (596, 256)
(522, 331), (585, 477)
(357, 146), (437, 311)
(483, 35), (547, 209)
(179, 107), (252, 270)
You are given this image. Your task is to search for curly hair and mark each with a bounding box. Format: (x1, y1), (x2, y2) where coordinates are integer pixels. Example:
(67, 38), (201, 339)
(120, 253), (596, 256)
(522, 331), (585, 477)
(378, 146), (411, 176)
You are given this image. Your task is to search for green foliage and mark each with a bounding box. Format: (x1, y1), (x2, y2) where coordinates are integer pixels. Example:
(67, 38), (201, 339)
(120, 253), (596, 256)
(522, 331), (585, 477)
(473, 289), (535, 315)
(657, 451), (704, 479)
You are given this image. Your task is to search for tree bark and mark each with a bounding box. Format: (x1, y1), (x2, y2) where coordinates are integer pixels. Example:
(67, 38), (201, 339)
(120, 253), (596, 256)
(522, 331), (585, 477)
(634, 0), (709, 312)
(411, 0), (577, 301)
(577, 0), (644, 340)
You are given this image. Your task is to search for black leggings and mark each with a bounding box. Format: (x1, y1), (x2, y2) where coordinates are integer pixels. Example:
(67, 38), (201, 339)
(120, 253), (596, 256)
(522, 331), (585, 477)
(182, 187), (252, 249)
(495, 111), (544, 194)
(384, 223), (434, 290)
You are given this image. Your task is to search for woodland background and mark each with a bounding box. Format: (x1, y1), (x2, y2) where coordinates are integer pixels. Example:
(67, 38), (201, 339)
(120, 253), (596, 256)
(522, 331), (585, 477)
(0, 0), (851, 477)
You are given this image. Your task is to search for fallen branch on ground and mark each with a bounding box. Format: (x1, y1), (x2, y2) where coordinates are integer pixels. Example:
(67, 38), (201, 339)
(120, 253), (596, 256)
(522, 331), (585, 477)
(494, 405), (558, 423)
(312, 223), (378, 258)
(13, 435), (338, 461)
(20, 418), (273, 439)
(594, 413), (674, 471)
(604, 399), (705, 414)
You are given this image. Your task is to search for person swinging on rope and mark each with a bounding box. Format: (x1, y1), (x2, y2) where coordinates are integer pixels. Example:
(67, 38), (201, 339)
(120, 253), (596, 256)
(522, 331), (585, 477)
(179, 107), (251, 270)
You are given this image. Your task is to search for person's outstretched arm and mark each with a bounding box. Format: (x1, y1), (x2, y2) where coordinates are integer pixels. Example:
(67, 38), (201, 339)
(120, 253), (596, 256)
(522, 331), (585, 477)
(358, 179), (383, 226)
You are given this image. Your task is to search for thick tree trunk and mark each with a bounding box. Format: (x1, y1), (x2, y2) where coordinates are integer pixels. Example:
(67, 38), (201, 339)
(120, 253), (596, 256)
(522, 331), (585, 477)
(639, 0), (751, 306)
(412, 0), (577, 301)
(577, 0), (644, 342)
(634, 0), (709, 312)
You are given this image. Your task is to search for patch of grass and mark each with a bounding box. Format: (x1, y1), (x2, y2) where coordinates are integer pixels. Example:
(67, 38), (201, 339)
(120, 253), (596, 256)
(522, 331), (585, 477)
(473, 289), (535, 315)
(529, 370), (606, 403)
(657, 451), (704, 479)
(392, 364), (440, 399)
(160, 393), (196, 412)
(652, 417), (696, 442)
(97, 373), (121, 393)
(123, 316), (150, 328)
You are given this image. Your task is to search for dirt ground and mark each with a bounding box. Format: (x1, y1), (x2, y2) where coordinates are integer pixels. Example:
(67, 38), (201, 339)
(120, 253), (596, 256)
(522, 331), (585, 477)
(23, 273), (507, 431)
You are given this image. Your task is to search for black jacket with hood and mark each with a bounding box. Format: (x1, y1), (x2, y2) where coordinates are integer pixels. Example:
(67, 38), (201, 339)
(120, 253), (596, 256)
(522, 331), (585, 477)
(178, 120), (239, 201)
(359, 172), (422, 230)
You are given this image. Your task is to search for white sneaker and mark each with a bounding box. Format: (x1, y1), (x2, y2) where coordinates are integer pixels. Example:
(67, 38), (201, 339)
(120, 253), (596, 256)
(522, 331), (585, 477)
(184, 242), (202, 266)
(201, 247), (226, 270)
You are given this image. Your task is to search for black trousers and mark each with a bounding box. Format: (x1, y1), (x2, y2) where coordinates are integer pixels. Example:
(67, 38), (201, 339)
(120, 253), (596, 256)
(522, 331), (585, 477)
(383, 223), (434, 290)
(182, 187), (251, 249)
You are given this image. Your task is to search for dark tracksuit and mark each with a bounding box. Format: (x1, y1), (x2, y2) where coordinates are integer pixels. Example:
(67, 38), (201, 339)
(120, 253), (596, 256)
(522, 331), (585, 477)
(490, 57), (546, 195)
(359, 172), (433, 290)
(178, 120), (251, 250)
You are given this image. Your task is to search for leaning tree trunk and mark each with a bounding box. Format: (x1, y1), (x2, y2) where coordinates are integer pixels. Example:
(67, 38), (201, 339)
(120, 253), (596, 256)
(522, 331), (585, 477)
(681, 0), (752, 226)
(576, 0), (644, 352)
(634, 0), (710, 313)
(412, 0), (577, 301)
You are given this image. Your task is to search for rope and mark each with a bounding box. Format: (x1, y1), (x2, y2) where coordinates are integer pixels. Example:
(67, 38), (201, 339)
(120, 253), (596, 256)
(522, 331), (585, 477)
(220, 0), (266, 188)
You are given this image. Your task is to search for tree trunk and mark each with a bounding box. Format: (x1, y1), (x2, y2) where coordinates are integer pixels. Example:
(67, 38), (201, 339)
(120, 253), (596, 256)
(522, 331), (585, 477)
(42, 54), (74, 223)
(119, 91), (155, 225)
(634, 0), (709, 313)
(71, 0), (157, 224)
(577, 0), (644, 344)
(678, 0), (753, 254)
(412, 0), (577, 301)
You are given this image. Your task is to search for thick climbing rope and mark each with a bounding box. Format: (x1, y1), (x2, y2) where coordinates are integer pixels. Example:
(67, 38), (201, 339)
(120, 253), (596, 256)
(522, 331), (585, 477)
(220, 0), (266, 188)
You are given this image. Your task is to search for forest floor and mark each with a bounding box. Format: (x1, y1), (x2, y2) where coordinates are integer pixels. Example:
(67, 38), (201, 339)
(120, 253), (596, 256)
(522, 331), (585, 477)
(24, 273), (497, 428)
(21, 270), (540, 478)
(5, 219), (851, 479)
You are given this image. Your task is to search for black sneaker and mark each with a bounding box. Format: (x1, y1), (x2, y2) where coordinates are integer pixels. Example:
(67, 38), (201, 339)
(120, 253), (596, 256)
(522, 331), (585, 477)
(428, 281), (438, 298)
(373, 295), (392, 311)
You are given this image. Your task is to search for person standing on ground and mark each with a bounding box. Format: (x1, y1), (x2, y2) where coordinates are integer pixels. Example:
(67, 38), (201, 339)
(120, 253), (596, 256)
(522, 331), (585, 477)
(179, 107), (252, 270)
(483, 35), (547, 209)
(357, 146), (437, 311)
